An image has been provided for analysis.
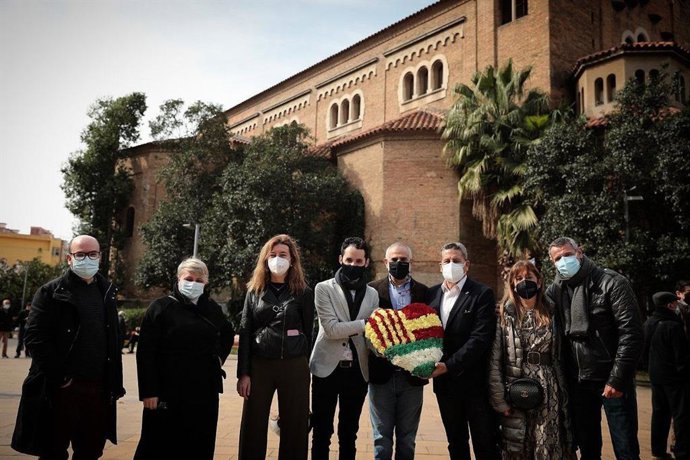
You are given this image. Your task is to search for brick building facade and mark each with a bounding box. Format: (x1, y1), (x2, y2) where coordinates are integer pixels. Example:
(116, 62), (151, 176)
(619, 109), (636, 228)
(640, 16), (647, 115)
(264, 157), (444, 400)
(120, 0), (690, 298)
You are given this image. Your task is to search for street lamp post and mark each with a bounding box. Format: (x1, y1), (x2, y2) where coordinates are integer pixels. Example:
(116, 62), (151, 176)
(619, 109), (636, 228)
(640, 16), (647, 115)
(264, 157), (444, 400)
(20, 263), (29, 307)
(192, 224), (200, 258)
(623, 187), (644, 243)
(183, 223), (200, 258)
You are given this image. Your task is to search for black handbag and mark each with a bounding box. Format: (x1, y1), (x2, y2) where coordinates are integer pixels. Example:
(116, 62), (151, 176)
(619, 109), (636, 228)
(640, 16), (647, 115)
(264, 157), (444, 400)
(506, 377), (544, 410)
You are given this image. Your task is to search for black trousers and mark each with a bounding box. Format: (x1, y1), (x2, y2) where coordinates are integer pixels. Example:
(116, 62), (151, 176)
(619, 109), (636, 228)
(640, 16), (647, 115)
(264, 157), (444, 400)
(568, 379), (640, 460)
(238, 356), (310, 460)
(434, 385), (500, 460)
(311, 364), (368, 460)
(134, 396), (219, 460)
(40, 379), (108, 460)
(16, 324), (27, 356)
(651, 382), (690, 460)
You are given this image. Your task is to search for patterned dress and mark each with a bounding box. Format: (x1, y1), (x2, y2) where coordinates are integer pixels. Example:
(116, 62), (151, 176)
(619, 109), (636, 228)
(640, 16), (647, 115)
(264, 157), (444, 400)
(506, 311), (575, 460)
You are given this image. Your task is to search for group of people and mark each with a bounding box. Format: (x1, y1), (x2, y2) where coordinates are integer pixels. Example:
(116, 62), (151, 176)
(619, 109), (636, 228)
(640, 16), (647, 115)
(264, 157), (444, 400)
(8, 233), (689, 460)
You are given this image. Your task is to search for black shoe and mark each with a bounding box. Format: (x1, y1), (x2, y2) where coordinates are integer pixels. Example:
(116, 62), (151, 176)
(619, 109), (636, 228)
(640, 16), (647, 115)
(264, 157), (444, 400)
(14, 354), (20, 358)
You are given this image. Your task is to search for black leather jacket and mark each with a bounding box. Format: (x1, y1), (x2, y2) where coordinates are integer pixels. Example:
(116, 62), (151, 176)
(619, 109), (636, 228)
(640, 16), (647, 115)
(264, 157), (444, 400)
(547, 265), (643, 390)
(237, 285), (314, 377)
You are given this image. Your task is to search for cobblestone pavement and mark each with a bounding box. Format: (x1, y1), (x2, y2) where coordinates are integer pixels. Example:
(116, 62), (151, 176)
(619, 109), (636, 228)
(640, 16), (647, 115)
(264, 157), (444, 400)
(0, 336), (654, 459)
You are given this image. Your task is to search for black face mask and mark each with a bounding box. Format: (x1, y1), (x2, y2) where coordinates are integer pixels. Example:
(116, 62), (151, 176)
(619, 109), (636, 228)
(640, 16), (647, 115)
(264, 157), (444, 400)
(515, 279), (539, 300)
(388, 261), (410, 280)
(684, 293), (690, 304)
(341, 264), (365, 282)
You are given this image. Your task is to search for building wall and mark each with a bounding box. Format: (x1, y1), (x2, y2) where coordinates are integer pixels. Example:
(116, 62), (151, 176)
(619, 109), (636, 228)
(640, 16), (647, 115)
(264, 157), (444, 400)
(118, 145), (170, 298)
(578, 53), (690, 117)
(335, 133), (498, 290)
(120, 0), (690, 299)
(0, 233), (65, 266)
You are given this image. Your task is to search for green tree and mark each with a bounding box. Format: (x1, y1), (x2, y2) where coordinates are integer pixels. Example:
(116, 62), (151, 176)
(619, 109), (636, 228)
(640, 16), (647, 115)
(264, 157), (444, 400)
(0, 258), (64, 308)
(526, 71), (690, 305)
(204, 123), (364, 290)
(442, 60), (550, 264)
(62, 93), (147, 275)
(135, 100), (236, 289)
(136, 111), (364, 307)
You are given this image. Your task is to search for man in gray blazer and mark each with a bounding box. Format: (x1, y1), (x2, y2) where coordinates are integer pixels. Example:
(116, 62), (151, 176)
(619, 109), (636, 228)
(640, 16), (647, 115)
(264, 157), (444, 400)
(310, 237), (379, 460)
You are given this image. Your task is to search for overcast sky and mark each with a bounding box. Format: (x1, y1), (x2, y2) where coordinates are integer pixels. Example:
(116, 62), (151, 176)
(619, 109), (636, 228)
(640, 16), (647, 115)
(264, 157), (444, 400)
(0, 0), (433, 240)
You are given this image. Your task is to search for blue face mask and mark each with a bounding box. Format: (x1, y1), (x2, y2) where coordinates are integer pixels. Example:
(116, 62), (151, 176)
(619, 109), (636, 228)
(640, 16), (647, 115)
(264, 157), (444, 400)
(178, 280), (205, 302)
(70, 258), (100, 279)
(555, 255), (581, 279)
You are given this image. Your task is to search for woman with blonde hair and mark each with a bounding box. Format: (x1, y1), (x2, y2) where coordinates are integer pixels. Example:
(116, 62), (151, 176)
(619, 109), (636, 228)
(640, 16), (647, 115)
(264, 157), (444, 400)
(488, 260), (575, 459)
(135, 258), (234, 460)
(237, 234), (314, 460)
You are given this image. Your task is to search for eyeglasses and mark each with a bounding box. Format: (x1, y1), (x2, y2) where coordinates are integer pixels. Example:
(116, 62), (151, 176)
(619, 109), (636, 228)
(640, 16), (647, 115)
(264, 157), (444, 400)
(70, 251), (100, 261)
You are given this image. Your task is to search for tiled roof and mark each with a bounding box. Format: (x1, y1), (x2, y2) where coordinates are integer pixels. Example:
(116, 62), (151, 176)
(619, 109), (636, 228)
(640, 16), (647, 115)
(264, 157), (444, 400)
(306, 109), (444, 159)
(585, 116), (609, 128)
(306, 140), (335, 159)
(585, 106), (681, 129)
(330, 109), (445, 149)
(573, 41), (690, 77)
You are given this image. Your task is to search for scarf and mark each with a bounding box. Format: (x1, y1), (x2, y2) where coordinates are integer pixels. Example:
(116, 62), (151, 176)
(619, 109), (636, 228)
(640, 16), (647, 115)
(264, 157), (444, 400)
(335, 267), (367, 320)
(555, 256), (595, 340)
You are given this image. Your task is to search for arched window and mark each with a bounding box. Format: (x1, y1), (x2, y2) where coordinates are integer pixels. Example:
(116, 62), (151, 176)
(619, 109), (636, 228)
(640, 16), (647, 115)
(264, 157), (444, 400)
(125, 207), (135, 238)
(352, 94), (361, 120)
(431, 60), (444, 90)
(416, 67), (429, 96)
(340, 99), (350, 125)
(625, 36), (634, 44)
(635, 69), (645, 84)
(403, 72), (414, 101)
(606, 74), (616, 102)
(329, 103), (339, 129)
(594, 78), (604, 106)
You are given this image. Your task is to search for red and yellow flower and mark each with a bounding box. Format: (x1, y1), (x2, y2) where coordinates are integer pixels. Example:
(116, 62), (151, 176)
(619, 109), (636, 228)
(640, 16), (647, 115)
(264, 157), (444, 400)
(365, 303), (444, 378)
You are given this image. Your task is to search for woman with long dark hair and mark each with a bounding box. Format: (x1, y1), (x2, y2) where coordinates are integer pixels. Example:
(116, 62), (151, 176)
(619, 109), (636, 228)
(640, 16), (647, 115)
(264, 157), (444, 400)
(488, 261), (575, 459)
(237, 234), (314, 460)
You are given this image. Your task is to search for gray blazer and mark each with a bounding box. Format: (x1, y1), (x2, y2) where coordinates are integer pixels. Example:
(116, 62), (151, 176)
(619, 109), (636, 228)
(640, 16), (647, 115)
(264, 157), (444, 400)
(309, 278), (378, 381)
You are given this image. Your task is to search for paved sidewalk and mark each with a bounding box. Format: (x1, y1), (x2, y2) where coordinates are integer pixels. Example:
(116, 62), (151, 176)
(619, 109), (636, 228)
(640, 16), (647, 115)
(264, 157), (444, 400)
(0, 336), (655, 459)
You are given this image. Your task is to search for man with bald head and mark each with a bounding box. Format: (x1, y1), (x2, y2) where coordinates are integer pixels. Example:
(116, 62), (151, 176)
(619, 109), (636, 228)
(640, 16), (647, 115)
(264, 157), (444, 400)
(367, 242), (429, 460)
(12, 235), (125, 459)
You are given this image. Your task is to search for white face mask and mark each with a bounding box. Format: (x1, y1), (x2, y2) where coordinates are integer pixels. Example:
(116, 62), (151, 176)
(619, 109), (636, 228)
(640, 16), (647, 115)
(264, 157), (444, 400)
(178, 280), (205, 302)
(442, 262), (465, 283)
(267, 256), (290, 276)
(70, 258), (100, 279)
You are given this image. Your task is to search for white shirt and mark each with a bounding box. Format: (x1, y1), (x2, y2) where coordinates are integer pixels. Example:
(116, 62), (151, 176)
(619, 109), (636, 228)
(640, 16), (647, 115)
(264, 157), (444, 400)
(440, 276), (467, 328)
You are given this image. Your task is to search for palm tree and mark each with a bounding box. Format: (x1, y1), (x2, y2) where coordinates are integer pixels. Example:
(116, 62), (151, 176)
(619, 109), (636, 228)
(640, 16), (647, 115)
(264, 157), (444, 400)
(442, 60), (549, 263)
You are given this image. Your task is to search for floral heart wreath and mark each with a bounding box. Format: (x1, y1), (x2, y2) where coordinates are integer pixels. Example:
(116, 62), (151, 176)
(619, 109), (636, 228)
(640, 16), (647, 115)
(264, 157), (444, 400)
(365, 303), (444, 379)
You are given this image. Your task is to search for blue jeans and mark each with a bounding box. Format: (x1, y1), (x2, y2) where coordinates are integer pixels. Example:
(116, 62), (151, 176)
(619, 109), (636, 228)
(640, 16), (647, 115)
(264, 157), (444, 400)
(368, 371), (424, 460)
(569, 380), (640, 460)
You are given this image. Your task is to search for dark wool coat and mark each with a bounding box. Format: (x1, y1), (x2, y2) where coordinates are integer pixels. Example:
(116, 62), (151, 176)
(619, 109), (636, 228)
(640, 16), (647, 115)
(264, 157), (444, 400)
(134, 289), (234, 460)
(12, 271), (124, 456)
(136, 289), (234, 403)
(643, 307), (690, 384)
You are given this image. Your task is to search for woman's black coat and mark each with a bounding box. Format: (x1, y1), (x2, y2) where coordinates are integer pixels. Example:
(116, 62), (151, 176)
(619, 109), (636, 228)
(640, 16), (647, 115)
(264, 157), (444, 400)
(136, 289), (234, 404)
